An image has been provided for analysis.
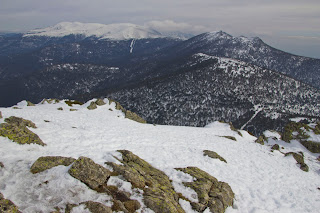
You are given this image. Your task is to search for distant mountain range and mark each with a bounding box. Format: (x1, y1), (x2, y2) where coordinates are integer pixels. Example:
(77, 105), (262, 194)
(0, 22), (319, 135)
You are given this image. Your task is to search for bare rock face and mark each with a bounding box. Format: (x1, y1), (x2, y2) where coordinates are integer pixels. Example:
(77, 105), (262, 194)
(107, 150), (185, 213)
(68, 156), (112, 190)
(203, 150), (227, 163)
(95, 99), (106, 106)
(0, 192), (21, 213)
(30, 156), (76, 174)
(176, 167), (235, 213)
(0, 116), (46, 146)
(87, 101), (98, 110)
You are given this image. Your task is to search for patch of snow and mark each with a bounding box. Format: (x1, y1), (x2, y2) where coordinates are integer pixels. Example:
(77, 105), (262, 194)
(0, 99), (319, 212)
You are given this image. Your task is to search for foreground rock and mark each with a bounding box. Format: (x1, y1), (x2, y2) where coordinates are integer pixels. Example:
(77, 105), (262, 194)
(0, 116), (46, 146)
(69, 157), (111, 190)
(0, 192), (21, 213)
(176, 167), (234, 213)
(107, 150), (184, 213)
(30, 156), (76, 174)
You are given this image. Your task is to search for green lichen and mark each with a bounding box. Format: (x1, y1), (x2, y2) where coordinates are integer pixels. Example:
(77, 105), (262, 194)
(0, 116), (46, 146)
(30, 156), (76, 174)
(255, 134), (267, 145)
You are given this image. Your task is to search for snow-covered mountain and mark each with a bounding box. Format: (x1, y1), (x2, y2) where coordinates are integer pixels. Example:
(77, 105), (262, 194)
(160, 31), (320, 89)
(0, 99), (319, 212)
(24, 22), (164, 40)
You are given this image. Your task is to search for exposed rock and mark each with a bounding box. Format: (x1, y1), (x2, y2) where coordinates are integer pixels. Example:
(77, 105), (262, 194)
(282, 122), (310, 142)
(95, 99), (106, 106)
(0, 111), (2, 119)
(125, 110), (147, 124)
(314, 123), (320, 134)
(203, 150), (227, 163)
(68, 156), (111, 190)
(30, 156), (76, 174)
(65, 100), (83, 106)
(57, 107), (63, 111)
(271, 144), (280, 151)
(176, 167), (234, 213)
(65, 201), (112, 213)
(87, 101), (98, 110)
(107, 150), (184, 213)
(109, 99), (146, 123)
(41, 99), (60, 104)
(285, 152), (309, 172)
(69, 109), (78, 111)
(299, 140), (320, 153)
(220, 136), (237, 141)
(0, 116), (46, 146)
(27, 101), (35, 106)
(219, 121), (242, 136)
(255, 134), (267, 145)
(0, 162), (4, 168)
(0, 192), (21, 213)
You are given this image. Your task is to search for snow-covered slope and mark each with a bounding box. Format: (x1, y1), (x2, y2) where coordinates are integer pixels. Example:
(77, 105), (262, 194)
(24, 22), (164, 40)
(0, 99), (319, 212)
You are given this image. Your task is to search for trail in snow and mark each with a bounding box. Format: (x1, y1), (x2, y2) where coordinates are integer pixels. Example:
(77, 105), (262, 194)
(130, 39), (136, 53)
(240, 106), (263, 130)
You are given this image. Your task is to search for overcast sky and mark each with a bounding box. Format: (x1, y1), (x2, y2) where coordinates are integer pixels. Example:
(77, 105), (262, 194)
(1, 0), (319, 58)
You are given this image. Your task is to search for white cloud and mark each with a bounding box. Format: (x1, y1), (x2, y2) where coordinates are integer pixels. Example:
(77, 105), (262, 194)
(144, 20), (209, 34)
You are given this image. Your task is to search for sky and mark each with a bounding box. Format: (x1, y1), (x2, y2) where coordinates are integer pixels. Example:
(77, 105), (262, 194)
(1, 0), (320, 58)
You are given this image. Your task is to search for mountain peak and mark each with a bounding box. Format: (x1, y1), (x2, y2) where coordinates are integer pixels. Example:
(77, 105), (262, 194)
(24, 22), (164, 40)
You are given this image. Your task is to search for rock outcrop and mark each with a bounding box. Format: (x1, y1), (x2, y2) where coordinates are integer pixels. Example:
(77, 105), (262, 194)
(203, 150), (227, 163)
(107, 150), (184, 213)
(0, 192), (21, 213)
(0, 111), (2, 119)
(176, 167), (234, 213)
(109, 100), (146, 123)
(0, 116), (46, 146)
(30, 156), (76, 174)
(285, 152), (309, 172)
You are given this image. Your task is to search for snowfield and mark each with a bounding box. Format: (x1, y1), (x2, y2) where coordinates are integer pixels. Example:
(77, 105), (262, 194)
(0, 99), (319, 212)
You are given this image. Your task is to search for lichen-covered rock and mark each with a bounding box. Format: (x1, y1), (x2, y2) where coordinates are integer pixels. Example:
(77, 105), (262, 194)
(299, 140), (320, 153)
(68, 157), (111, 190)
(41, 99), (60, 104)
(107, 150), (184, 213)
(255, 134), (267, 145)
(0, 116), (46, 146)
(87, 101), (98, 110)
(271, 144), (280, 151)
(69, 109), (78, 111)
(65, 100), (83, 106)
(176, 167), (234, 213)
(285, 152), (309, 172)
(0, 111), (2, 119)
(203, 150), (227, 163)
(221, 136), (237, 141)
(27, 101), (35, 106)
(109, 99), (146, 123)
(30, 156), (76, 174)
(282, 122), (311, 142)
(0, 192), (21, 213)
(57, 107), (63, 111)
(65, 201), (112, 213)
(95, 99), (106, 106)
(125, 110), (147, 124)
